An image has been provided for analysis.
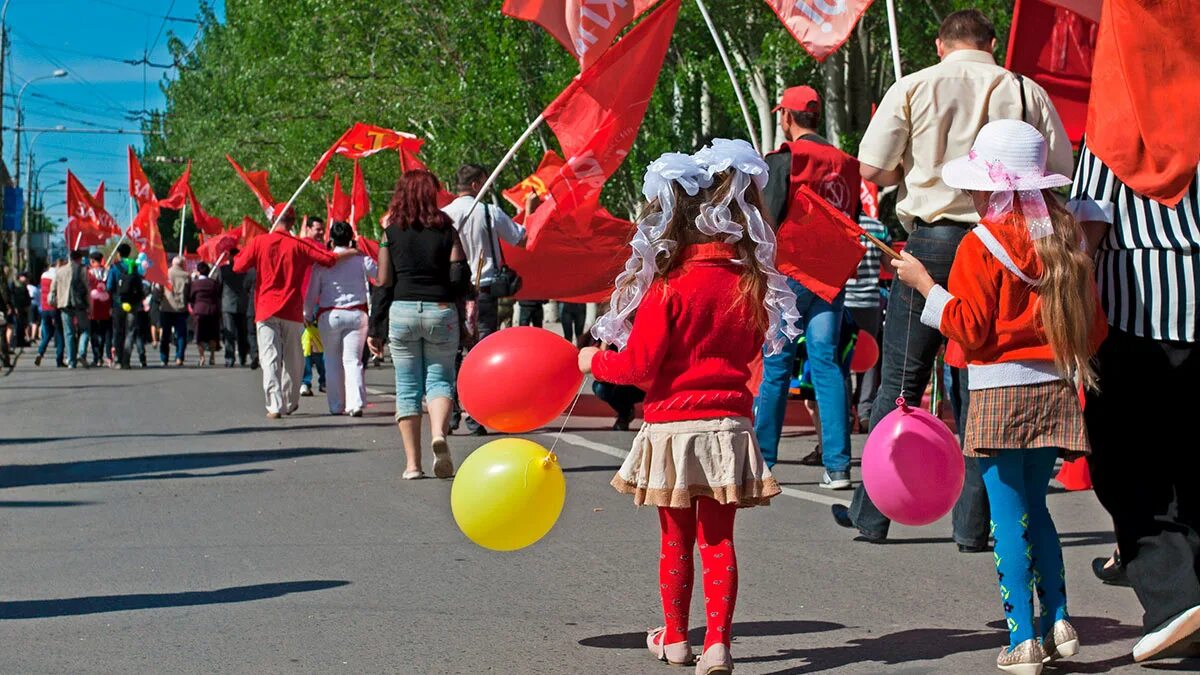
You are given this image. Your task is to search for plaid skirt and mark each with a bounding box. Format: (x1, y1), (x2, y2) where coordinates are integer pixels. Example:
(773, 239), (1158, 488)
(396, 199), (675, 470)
(963, 379), (1090, 459)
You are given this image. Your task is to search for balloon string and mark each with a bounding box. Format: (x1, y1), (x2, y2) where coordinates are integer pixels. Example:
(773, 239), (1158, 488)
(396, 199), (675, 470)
(547, 379), (589, 458)
(897, 281), (917, 410)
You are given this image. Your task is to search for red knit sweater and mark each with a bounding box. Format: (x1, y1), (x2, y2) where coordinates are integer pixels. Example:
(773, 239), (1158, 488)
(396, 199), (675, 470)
(591, 243), (765, 423)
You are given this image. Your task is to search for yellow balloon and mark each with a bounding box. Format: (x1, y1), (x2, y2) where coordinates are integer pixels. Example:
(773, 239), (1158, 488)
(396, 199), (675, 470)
(121, 302), (132, 313)
(451, 438), (566, 552)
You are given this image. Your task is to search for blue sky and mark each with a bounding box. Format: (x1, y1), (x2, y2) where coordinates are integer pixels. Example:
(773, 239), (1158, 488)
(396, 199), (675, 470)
(4, 0), (225, 230)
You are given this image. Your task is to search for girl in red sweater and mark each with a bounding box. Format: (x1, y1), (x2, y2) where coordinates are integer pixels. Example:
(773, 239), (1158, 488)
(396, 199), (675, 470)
(892, 120), (1106, 675)
(580, 140), (799, 674)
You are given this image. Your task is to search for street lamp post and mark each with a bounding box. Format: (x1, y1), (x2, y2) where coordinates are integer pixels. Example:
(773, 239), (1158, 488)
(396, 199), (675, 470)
(26, 156), (65, 249)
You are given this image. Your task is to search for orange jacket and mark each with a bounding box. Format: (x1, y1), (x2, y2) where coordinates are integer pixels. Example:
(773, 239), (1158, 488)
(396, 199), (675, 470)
(921, 215), (1107, 389)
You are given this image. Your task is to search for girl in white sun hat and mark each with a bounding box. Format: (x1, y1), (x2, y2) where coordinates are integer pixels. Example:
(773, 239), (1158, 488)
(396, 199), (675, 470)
(890, 119), (1108, 675)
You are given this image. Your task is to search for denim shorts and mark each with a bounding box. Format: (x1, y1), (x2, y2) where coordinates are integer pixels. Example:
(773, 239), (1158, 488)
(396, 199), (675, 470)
(388, 301), (459, 419)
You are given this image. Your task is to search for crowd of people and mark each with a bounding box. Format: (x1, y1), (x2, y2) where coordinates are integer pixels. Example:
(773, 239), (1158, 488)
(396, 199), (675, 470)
(1, 6), (1196, 675)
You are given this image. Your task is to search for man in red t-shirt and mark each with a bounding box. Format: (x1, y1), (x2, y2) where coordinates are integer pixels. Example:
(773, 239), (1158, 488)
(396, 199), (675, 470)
(233, 206), (357, 418)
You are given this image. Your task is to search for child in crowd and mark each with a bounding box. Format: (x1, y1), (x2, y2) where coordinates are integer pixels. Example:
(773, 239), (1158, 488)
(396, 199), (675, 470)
(301, 322), (326, 395)
(579, 140), (798, 674)
(891, 120), (1107, 674)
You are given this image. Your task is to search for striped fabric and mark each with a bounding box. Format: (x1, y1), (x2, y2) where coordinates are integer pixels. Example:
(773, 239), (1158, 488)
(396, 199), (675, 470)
(1070, 142), (1200, 343)
(844, 215), (891, 309)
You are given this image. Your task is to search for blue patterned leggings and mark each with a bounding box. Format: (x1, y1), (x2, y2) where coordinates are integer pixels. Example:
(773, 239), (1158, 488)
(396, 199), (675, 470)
(979, 447), (1069, 649)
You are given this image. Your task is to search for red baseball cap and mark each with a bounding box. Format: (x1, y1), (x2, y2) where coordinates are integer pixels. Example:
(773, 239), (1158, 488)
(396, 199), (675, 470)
(773, 86), (821, 114)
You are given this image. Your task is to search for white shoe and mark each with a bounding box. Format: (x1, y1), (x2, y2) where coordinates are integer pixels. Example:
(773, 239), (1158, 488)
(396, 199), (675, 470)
(347, 408), (363, 418)
(432, 437), (454, 479)
(402, 470), (425, 480)
(300, 384), (313, 397)
(1134, 605), (1200, 662)
(1041, 619), (1079, 663)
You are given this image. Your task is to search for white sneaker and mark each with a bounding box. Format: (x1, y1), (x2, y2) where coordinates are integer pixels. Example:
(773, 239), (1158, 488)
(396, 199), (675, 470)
(300, 384), (313, 397)
(819, 470), (852, 490)
(431, 437), (454, 479)
(1134, 605), (1200, 662)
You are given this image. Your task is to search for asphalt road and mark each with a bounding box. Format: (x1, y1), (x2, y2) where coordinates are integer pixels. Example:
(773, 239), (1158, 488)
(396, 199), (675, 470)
(0, 352), (1184, 674)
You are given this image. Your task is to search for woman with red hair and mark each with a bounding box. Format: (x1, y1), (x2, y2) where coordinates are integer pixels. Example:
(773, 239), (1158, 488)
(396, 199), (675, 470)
(368, 170), (469, 480)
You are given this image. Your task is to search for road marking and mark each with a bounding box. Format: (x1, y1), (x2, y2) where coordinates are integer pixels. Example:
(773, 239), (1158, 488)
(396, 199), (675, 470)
(365, 386), (394, 399)
(552, 432), (850, 507)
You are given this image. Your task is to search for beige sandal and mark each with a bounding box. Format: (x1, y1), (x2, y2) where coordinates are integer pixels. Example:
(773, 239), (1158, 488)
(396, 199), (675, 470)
(646, 627), (692, 666)
(694, 643), (732, 675)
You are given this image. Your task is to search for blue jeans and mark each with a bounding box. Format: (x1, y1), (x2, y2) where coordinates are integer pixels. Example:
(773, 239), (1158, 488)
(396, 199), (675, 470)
(37, 308), (63, 365)
(60, 309), (88, 367)
(755, 279), (850, 472)
(303, 352), (326, 388)
(388, 301), (459, 419)
(848, 223), (991, 545)
(159, 311), (188, 363)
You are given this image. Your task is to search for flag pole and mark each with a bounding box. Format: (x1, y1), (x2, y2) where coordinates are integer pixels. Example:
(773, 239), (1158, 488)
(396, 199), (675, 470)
(465, 114), (545, 218)
(210, 251), (227, 277)
(178, 200), (187, 257)
(884, 0), (903, 82)
(73, 232), (83, 251)
(272, 175), (313, 229)
(106, 194), (134, 266)
(694, 0), (761, 154)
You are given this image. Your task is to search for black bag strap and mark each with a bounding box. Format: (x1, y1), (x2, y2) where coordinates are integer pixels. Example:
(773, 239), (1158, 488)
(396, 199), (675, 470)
(483, 203), (508, 268)
(1015, 73), (1028, 123)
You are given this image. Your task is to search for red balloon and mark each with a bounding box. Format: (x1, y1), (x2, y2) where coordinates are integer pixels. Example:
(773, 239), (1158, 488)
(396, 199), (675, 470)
(458, 327), (583, 433)
(850, 330), (879, 373)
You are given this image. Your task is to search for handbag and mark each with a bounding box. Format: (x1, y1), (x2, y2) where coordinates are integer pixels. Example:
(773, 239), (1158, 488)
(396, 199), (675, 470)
(483, 203), (523, 298)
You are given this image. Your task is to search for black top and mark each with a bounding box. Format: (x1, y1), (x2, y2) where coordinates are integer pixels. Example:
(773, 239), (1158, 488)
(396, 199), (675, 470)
(763, 132), (838, 228)
(383, 223), (460, 303)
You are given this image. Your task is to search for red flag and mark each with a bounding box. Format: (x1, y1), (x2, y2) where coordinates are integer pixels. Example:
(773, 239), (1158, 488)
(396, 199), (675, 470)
(398, 146), (456, 207)
(350, 160), (370, 228)
(503, 202), (634, 303)
(355, 235), (380, 262)
(66, 170), (121, 249)
(539, 0), (680, 227)
(187, 186), (224, 236)
(126, 201), (171, 290)
(160, 161), (191, 210)
(503, 150), (566, 212)
(93, 181), (106, 209)
(764, 0), (874, 61)
(309, 123), (424, 182)
(237, 216), (269, 248)
(328, 173), (351, 222)
(1005, 0), (1098, 149)
(128, 147), (156, 208)
(226, 155), (276, 215)
(197, 231), (239, 265)
(502, 0), (660, 71)
(775, 184), (866, 303)
(860, 179), (880, 219)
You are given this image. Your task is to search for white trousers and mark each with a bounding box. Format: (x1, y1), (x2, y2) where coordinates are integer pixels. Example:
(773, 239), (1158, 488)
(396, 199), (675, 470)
(255, 317), (304, 414)
(317, 309), (369, 414)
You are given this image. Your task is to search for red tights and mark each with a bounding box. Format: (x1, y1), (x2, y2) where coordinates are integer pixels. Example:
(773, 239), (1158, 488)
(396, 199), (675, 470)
(657, 497), (738, 650)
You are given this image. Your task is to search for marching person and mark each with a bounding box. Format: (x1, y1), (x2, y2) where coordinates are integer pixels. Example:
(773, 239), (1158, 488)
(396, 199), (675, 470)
(581, 141), (791, 674)
(187, 262), (222, 366)
(87, 252), (113, 367)
(33, 259), (64, 368)
(300, 216), (328, 395)
(834, 9), (1072, 551)
(106, 244), (148, 369)
(214, 249), (254, 367)
(305, 221), (378, 416)
(233, 205), (358, 418)
(156, 256), (192, 366)
(50, 250), (91, 369)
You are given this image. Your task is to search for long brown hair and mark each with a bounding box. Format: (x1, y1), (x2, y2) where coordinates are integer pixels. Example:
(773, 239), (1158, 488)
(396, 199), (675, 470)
(1029, 191), (1098, 389)
(622, 170), (770, 331)
(384, 170), (451, 230)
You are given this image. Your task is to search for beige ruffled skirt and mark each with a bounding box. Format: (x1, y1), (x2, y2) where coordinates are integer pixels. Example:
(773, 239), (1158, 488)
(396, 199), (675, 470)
(611, 417), (781, 508)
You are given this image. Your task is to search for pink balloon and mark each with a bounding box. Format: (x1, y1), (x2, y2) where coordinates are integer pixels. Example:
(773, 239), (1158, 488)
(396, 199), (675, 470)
(861, 403), (965, 526)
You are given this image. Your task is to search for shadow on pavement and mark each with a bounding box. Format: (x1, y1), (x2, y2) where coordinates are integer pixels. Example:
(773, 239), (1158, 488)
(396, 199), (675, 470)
(0, 500), (98, 508)
(838, 531), (1114, 549)
(747, 626), (1006, 673)
(986, 616), (1141, 647)
(0, 423), (381, 446)
(0, 580), (350, 620)
(579, 620), (845, 650)
(0, 447), (358, 490)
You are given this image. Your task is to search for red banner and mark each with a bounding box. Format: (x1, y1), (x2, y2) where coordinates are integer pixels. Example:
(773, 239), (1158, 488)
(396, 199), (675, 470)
(188, 186), (224, 237)
(226, 155), (275, 215)
(398, 146), (456, 207)
(859, 178), (879, 219)
(197, 231), (239, 265)
(309, 123), (424, 182)
(328, 173), (351, 223)
(539, 0), (680, 233)
(128, 147), (156, 208)
(503, 203), (633, 303)
(126, 201), (171, 290)
(160, 161), (191, 210)
(238, 216), (269, 248)
(1005, 0), (1098, 149)
(350, 159), (370, 229)
(66, 170), (121, 249)
(764, 0), (874, 61)
(775, 184), (866, 303)
(503, 150), (566, 212)
(93, 181), (106, 209)
(502, 0), (660, 71)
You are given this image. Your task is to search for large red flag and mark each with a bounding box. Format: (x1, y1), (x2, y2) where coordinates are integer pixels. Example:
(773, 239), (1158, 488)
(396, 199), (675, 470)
(503, 202), (633, 302)
(93, 181), (106, 209)
(126, 201), (171, 289)
(1005, 0), (1097, 149)
(538, 0), (681, 232)
(350, 160), (370, 229)
(66, 170), (121, 249)
(226, 155), (276, 215)
(309, 123), (424, 182)
(328, 173), (351, 222)
(187, 186), (224, 236)
(502, 0), (661, 71)
(775, 185), (866, 303)
(398, 146), (456, 207)
(128, 147), (156, 208)
(160, 161), (191, 210)
(197, 231), (239, 265)
(503, 150), (566, 213)
(764, 0), (874, 61)
(237, 216), (269, 248)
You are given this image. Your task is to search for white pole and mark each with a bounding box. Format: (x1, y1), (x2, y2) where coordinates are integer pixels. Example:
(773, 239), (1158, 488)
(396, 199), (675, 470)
(464, 114), (545, 218)
(177, 200), (187, 256)
(885, 0), (903, 82)
(209, 251), (227, 277)
(105, 193), (135, 266)
(694, 0), (761, 154)
(271, 175), (312, 229)
(73, 232), (82, 250)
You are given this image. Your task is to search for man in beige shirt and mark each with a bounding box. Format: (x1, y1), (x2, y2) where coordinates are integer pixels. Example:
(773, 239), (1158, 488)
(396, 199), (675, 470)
(156, 256), (193, 366)
(834, 9), (1071, 550)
